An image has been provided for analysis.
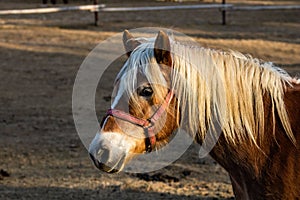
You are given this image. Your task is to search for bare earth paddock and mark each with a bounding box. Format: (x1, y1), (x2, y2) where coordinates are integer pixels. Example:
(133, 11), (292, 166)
(0, 0), (299, 199)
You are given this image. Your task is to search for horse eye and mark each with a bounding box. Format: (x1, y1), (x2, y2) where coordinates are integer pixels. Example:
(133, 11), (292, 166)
(139, 87), (153, 97)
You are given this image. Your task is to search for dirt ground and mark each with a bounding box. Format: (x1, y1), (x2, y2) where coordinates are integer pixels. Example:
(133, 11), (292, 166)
(0, 0), (299, 199)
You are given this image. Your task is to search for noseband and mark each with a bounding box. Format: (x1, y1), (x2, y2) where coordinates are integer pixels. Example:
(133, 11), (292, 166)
(101, 91), (174, 153)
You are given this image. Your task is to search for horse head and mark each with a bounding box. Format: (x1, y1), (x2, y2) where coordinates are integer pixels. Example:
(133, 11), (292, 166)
(89, 30), (179, 173)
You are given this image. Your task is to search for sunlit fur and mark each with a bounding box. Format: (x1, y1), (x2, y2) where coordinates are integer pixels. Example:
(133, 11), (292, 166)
(116, 37), (298, 147)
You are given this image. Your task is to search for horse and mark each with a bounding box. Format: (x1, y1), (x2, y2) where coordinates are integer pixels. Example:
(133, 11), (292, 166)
(89, 30), (300, 199)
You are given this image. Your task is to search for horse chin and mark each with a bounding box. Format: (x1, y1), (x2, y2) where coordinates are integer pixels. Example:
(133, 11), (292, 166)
(96, 163), (120, 174)
(89, 153), (125, 174)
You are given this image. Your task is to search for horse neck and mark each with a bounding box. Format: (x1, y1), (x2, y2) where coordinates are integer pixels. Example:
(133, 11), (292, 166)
(209, 83), (300, 200)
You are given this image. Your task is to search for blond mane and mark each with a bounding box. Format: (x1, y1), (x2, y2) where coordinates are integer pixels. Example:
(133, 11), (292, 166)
(116, 37), (296, 146)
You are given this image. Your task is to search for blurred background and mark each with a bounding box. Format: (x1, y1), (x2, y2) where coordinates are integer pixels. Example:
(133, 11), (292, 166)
(0, 0), (299, 199)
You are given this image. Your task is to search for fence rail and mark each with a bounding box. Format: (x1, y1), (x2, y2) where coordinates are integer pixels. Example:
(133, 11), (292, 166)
(0, 3), (299, 25)
(0, 4), (105, 15)
(99, 4), (232, 12)
(226, 5), (300, 11)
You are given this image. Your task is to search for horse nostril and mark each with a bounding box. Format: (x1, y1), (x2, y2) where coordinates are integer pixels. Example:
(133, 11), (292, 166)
(100, 148), (110, 164)
(89, 148), (112, 170)
(89, 147), (110, 164)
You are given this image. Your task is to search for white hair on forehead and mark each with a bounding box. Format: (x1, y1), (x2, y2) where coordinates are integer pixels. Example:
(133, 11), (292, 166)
(116, 38), (168, 103)
(115, 35), (297, 146)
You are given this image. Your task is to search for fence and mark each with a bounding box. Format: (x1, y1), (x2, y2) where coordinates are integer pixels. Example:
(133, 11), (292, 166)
(0, 2), (299, 26)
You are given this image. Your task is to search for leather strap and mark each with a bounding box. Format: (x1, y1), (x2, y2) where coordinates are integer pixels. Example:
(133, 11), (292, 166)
(103, 90), (174, 153)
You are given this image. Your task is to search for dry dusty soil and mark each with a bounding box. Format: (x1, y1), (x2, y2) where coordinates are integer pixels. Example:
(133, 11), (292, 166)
(0, 0), (299, 199)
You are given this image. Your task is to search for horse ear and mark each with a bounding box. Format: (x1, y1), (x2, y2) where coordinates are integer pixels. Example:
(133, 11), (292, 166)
(154, 31), (172, 67)
(123, 30), (141, 57)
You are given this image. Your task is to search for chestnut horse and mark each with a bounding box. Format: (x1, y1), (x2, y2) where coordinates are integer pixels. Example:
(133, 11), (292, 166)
(89, 30), (300, 199)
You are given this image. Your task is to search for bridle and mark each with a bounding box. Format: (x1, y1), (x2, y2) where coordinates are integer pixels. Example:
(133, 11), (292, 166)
(101, 90), (174, 153)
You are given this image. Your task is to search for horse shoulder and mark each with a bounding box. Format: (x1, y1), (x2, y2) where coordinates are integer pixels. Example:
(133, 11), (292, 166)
(284, 83), (300, 146)
(269, 83), (300, 199)
(210, 83), (300, 199)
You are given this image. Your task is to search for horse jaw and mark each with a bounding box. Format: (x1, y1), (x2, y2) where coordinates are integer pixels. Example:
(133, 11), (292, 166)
(88, 131), (136, 173)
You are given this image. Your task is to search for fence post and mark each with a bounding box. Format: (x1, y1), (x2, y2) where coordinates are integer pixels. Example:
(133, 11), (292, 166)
(94, 0), (99, 26)
(222, 0), (226, 25)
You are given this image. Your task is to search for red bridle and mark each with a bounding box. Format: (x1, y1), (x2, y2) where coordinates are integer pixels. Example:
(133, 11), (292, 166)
(102, 90), (174, 153)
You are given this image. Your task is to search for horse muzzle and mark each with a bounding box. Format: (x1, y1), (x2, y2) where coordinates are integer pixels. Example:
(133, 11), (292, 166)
(88, 131), (134, 173)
